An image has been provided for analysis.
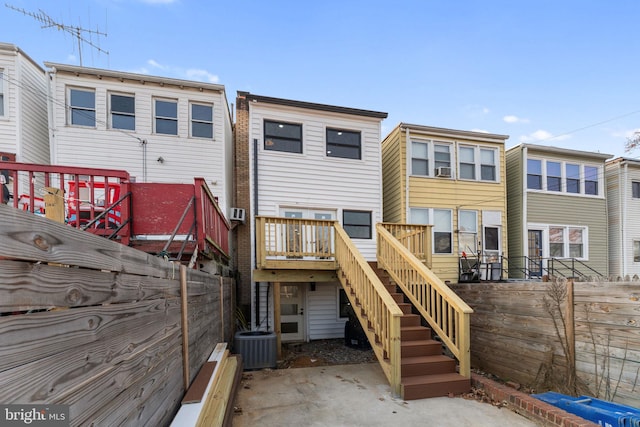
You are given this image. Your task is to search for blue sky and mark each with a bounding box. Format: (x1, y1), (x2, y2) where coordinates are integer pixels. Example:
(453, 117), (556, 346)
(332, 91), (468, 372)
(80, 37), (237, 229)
(2, 0), (640, 158)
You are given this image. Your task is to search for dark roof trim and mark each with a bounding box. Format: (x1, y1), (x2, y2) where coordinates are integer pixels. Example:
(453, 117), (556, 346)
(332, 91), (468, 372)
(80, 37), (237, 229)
(238, 91), (388, 119)
(399, 122), (509, 142)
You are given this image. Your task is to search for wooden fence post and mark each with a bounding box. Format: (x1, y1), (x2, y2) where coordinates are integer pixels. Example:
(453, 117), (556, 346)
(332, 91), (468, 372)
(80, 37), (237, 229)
(566, 279), (575, 387)
(180, 264), (190, 390)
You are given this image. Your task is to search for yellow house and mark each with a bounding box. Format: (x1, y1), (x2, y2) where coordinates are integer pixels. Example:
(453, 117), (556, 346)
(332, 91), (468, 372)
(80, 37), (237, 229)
(381, 123), (509, 283)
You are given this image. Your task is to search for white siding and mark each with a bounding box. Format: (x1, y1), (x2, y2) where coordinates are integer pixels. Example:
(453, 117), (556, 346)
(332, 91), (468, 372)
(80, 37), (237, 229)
(249, 103), (384, 260)
(0, 44), (48, 162)
(607, 161), (640, 277)
(47, 69), (232, 213)
(307, 282), (346, 340)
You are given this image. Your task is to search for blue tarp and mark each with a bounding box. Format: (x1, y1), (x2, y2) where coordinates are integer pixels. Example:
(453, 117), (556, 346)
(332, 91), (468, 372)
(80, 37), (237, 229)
(533, 391), (640, 427)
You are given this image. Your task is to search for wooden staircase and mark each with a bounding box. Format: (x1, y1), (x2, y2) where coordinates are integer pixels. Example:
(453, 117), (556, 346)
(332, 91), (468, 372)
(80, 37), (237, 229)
(372, 265), (470, 400)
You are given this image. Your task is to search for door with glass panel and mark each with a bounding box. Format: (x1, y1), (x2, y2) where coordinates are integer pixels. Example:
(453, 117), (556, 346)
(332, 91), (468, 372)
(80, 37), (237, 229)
(314, 212), (333, 258)
(280, 284), (305, 342)
(528, 230), (543, 277)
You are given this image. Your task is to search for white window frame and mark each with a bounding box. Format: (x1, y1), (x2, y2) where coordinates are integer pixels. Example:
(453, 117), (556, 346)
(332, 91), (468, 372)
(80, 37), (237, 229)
(154, 98), (178, 135)
(68, 87), (96, 127)
(190, 102), (213, 139)
(109, 92), (135, 131)
(526, 157), (603, 197)
(528, 223), (589, 261)
(458, 145), (499, 182)
(634, 240), (640, 263)
(410, 139), (453, 178)
(458, 210), (478, 256)
(409, 207), (453, 254)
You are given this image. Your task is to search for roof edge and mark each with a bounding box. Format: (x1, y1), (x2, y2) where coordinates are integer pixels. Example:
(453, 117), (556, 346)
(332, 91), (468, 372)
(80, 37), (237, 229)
(398, 122), (509, 141)
(507, 143), (613, 160)
(237, 91), (388, 119)
(44, 62), (226, 92)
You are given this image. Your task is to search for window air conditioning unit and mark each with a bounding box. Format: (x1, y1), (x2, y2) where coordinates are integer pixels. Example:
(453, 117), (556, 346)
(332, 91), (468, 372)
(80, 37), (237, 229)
(436, 167), (452, 177)
(230, 207), (246, 222)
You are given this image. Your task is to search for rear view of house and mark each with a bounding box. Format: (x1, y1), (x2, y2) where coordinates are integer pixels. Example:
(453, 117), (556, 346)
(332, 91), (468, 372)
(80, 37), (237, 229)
(506, 144), (612, 279)
(381, 124), (509, 284)
(234, 91), (388, 341)
(44, 62), (234, 215)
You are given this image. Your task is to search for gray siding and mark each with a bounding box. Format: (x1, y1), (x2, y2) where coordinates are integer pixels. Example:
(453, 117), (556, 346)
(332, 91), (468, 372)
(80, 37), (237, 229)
(505, 147), (524, 260)
(527, 192), (609, 277)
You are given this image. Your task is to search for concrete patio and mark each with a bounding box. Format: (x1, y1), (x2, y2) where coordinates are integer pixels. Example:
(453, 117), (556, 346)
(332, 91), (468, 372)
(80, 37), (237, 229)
(231, 363), (538, 427)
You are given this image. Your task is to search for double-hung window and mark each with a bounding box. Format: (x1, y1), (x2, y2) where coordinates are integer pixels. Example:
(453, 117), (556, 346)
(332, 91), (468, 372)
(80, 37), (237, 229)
(634, 241), (640, 263)
(155, 99), (178, 135)
(584, 166), (598, 195)
(434, 144), (451, 170)
(633, 182), (640, 199)
(547, 161), (562, 192)
(566, 164), (580, 194)
(548, 226), (586, 259)
(191, 103), (213, 139)
(326, 128), (361, 159)
(527, 159), (543, 189)
(480, 149), (496, 181)
(459, 147), (476, 180)
(527, 158), (601, 196)
(69, 88), (96, 127)
(410, 207), (452, 254)
(411, 141), (429, 176)
(343, 210), (372, 239)
(110, 93), (135, 130)
(264, 120), (302, 153)
(0, 69), (5, 117)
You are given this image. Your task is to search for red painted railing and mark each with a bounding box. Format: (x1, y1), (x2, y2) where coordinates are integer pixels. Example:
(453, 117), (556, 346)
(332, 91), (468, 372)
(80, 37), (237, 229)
(0, 163), (230, 262)
(0, 162), (132, 244)
(194, 177), (230, 260)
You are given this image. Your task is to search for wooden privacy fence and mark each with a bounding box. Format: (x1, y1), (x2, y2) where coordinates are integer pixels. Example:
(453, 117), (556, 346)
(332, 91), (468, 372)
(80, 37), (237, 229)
(0, 205), (234, 426)
(451, 279), (640, 409)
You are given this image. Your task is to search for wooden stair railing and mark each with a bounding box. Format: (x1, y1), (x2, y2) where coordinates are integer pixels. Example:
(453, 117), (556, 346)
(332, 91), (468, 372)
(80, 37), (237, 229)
(377, 223), (473, 378)
(333, 223), (404, 397)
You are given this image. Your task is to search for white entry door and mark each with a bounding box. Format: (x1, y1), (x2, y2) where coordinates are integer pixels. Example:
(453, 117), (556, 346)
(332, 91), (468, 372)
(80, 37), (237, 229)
(280, 284), (305, 342)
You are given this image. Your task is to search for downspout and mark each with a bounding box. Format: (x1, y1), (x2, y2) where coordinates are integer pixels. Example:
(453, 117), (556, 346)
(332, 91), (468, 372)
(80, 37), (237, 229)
(522, 146), (528, 261)
(405, 127), (410, 222)
(253, 137), (260, 328)
(46, 68), (56, 164)
(622, 162), (628, 276)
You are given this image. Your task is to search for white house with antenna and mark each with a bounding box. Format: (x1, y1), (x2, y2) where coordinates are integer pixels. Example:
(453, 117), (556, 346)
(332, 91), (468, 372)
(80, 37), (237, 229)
(44, 62), (234, 215)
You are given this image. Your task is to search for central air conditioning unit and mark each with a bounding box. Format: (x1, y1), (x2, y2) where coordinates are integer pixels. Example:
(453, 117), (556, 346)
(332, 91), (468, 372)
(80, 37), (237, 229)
(230, 207), (246, 222)
(436, 167), (452, 177)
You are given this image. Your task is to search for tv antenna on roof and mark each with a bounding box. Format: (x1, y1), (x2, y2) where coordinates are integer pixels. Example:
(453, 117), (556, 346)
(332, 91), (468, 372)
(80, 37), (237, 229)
(5, 3), (108, 66)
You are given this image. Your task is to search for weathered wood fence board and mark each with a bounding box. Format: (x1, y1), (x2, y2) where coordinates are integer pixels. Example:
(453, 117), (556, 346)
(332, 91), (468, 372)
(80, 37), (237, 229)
(0, 205), (235, 426)
(452, 280), (640, 409)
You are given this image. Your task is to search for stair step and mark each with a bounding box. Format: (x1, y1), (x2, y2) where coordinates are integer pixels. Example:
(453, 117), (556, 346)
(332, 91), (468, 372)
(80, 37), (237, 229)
(397, 303), (412, 314)
(384, 283), (396, 293)
(400, 314), (421, 327)
(402, 373), (471, 400)
(401, 339), (441, 357)
(401, 355), (456, 377)
(390, 293), (404, 303)
(401, 326), (431, 341)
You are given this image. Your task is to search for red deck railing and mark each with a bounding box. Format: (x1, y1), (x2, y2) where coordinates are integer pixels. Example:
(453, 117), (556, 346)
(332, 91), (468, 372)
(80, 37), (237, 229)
(194, 177), (230, 260)
(0, 162), (132, 244)
(0, 163), (231, 262)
